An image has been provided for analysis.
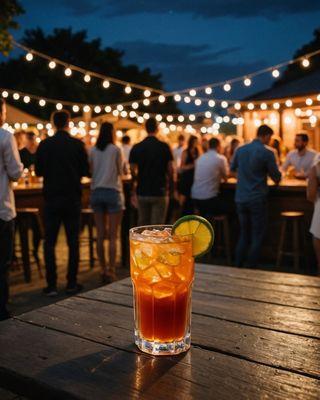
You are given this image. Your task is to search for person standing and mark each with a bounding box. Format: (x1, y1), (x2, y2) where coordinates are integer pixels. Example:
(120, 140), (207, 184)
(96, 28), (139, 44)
(307, 156), (320, 275)
(35, 110), (90, 296)
(231, 125), (281, 268)
(0, 99), (23, 320)
(19, 131), (38, 169)
(129, 117), (174, 225)
(90, 123), (124, 282)
(192, 138), (229, 217)
(173, 134), (185, 169)
(178, 135), (200, 214)
(282, 133), (317, 178)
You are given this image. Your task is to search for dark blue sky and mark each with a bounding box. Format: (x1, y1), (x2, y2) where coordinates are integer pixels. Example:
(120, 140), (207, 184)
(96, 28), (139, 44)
(10, 0), (320, 98)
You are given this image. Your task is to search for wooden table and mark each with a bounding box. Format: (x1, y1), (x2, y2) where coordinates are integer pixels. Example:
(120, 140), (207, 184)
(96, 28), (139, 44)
(1, 264), (320, 399)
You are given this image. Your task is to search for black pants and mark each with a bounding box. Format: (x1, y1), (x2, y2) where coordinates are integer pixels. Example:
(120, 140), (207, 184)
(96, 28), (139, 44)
(193, 195), (225, 218)
(43, 202), (81, 288)
(0, 218), (14, 318)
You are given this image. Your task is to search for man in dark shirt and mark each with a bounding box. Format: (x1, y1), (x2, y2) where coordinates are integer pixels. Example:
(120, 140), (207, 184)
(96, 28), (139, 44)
(129, 117), (174, 225)
(35, 110), (90, 296)
(231, 125), (281, 267)
(19, 131), (38, 169)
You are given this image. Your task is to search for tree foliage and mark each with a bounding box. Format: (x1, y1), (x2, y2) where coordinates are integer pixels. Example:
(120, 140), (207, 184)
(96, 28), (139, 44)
(0, 28), (180, 119)
(273, 28), (320, 87)
(0, 0), (24, 55)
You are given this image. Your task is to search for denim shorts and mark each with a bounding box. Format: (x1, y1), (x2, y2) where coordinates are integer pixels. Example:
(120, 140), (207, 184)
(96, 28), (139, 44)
(90, 188), (125, 214)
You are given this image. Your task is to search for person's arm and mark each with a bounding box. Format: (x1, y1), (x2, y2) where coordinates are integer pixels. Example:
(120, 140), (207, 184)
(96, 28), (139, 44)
(307, 166), (318, 203)
(4, 133), (23, 181)
(229, 149), (238, 177)
(180, 150), (194, 171)
(79, 142), (90, 177)
(117, 147), (124, 176)
(220, 156), (229, 182)
(267, 151), (282, 184)
(281, 152), (291, 172)
(129, 146), (139, 208)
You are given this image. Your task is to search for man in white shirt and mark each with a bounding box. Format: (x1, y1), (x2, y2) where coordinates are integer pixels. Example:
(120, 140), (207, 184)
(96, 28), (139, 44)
(192, 137), (229, 217)
(0, 99), (23, 320)
(282, 133), (317, 178)
(173, 134), (185, 170)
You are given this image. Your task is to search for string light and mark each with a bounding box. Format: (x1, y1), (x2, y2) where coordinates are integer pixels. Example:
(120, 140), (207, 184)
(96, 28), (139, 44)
(205, 111), (212, 118)
(121, 110), (128, 118)
(295, 108), (302, 116)
(317, 94), (320, 101)
(223, 116), (230, 123)
(137, 116), (144, 124)
(285, 99), (293, 107)
(306, 109), (313, 116)
(216, 116), (223, 124)
(39, 99), (46, 107)
(260, 103), (267, 110)
(273, 102), (280, 110)
(2, 91), (8, 98)
(178, 115), (184, 122)
(104, 105), (112, 113)
(23, 95), (30, 103)
(117, 104), (124, 111)
(174, 94), (181, 102)
(102, 80), (110, 89)
(72, 105), (80, 112)
(272, 69), (280, 78)
(56, 103), (63, 110)
(143, 113), (150, 119)
(144, 89), (151, 97)
(189, 89), (196, 97)
(48, 60), (56, 69)
(234, 102), (241, 110)
(310, 115), (317, 124)
(223, 83), (231, 92)
(132, 102), (139, 109)
(205, 87), (212, 95)
(124, 85), (132, 94)
(83, 105), (91, 113)
(112, 110), (119, 117)
(94, 105), (101, 113)
(166, 115), (173, 122)
(37, 123), (44, 130)
(13, 93), (20, 100)
(208, 100), (215, 108)
(158, 95), (166, 103)
(25, 52), (33, 61)
(302, 58), (310, 68)
(244, 77), (251, 87)
(129, 111), (137, 118)
(64, 67), (72, 77)
(306, 98), (313, 106)
(194, 99), (202, 106)
(221, 101), (229, 108)
(155, 114), (162, 121)
(143, 99), (150, 106)
(247, 103), (254, 110)
(84, 74), (91, 83)
(184, 96), (191, 103)
(189, 114), (196, 121)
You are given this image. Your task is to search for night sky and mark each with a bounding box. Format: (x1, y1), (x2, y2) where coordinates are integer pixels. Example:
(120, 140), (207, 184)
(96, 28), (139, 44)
(8, 0), (320, 99)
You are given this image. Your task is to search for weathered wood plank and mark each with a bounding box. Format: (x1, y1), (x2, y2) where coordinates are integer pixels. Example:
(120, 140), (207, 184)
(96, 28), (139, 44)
(196, 264), (320, 288)
(79, 282), (320, 339)
(1, 319), (320, 400)
(17, 295), (320, 379)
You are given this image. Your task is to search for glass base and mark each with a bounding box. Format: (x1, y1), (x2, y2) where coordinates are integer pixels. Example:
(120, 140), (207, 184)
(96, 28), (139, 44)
(135, 330), (191, 355)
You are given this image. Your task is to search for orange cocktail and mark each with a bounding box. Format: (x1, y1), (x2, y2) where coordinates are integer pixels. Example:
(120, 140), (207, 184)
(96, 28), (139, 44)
(130, 225), (194, 355)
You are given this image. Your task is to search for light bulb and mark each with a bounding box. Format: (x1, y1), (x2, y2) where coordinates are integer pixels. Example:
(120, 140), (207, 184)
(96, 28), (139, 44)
(155, 114), (162, 121)
(223, 83), (231, 92)
(143, 113), (150, 120)
(247, 103), (254, 110)
(194, 99), (202, 106)
(306, 98), (313, 106)
(302, 58), (310, 68)
(205, 87), (212, 95)
(178, 115), (184, 122)
(158, 95), (166, 103)
(72, 105), (80, 112)
(39, 99), (46, 107)
(244, 77), (251, 87)
(2, 91), (9, 98)
(184, 96), (191, 103)
(124, 85), (132, 94)
(205, 111), (212, 118)
(273, 102), (280, 109)
(174, 94), (181, 102)
(189, 89), (196, 97)
(132, 102), (139, 109)
(234, 102), (241, 110)
(56, 103), (63, 110)
(117, 104), (124, 111)
(221, 101), (229, 108)
(83, 105), (91, 113)
(13, 93), (20, 100)
(94, 105), (101, 113)
(208, 100), (215, 108)
(25, 52), (33, 61)
(102, 80), (110, 88)
(84, 74), (91, 83)
(272, 69), (280, 78)
(285, 99), (292, 107)
(189, 114), (196, 121)
(260, 103), (267, 110)
(143, 99), (150, 106)
(48, 60), (56, 69)
(105, 105), (112, 113)
(23, 96), (30, 103)
(167, 115), (173, 122)
(64, 67), (72, 77)
(144, 89), (151, 97)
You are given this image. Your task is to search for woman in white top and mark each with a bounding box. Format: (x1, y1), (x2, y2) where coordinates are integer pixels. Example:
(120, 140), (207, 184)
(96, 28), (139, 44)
(90, 122), (124, 282)
(307, 157), (320, 275)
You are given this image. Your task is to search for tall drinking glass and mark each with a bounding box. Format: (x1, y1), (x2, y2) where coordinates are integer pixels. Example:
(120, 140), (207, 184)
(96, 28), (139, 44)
(130, 225), (194, 355)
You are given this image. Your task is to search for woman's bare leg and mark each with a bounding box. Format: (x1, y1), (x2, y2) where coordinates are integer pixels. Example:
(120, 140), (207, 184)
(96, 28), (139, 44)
(94, 212), (107, 275)
(108, 211), (123, 279)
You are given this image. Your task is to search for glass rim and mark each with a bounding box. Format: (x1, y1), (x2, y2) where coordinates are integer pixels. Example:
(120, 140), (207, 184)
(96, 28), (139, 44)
(129, 224), (192, 243)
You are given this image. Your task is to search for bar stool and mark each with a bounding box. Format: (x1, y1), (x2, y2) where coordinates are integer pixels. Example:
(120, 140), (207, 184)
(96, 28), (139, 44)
(208, 215), (232, 265)
(276, 211), (306, 271)
(80, 208), (96, 269)
(16, 208), (43, 282)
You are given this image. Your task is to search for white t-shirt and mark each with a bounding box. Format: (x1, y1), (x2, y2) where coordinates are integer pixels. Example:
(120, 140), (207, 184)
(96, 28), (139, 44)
(191, 150), (229, 200)
(89, 144), (123, 191)
(173, 145), (184, 169)
(282, 148), (317, 175)
(122, 144), (132, 163)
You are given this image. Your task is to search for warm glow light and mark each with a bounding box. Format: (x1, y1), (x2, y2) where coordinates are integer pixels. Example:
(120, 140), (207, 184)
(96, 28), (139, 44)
(94, 105), (101, 113)
(223, 83), (231, 92)
(189, 114), (196, 121)
(167, 115), (174, 122)
(37, 123), (44, 130)
(143, 113), (150, 119)
(247, 103), (254, 110)
(205, 111), (212, 118)
(155, 114), (162, 121)
(56, 103), (63, 110)
(254, 119), (261, 127)
(132, 102), (139, 109)
(124, 85), (132, 94)
(205, 87), (212, 95)
(306, 109), (313, 116)
(184, 96), (191, 103)
(64, 67), (72, 76)
(25, 52), (33, 61)
(223, 115), (230, 123)
(2, 91), (9, 98)
(178, 115), (184, 122)
(284, 116), (292, 125)
(21, 123), (28, 130)
(317, 94), (320, 101)
(144, 89), (151, 97)
(137, 116), (144, 124)
(158, 95), (166, 103)
(46, 123), (52, 129)
(208, 99), (215, 108)
(273, 102), (280, 110)
(105, 105), (112, 113)
(112, 110), (119, 117)
(117, 104), (124, 111)
(102, 80), (110, 89)
(285, 99), (293, 107)
(120, 111), (128, 118)
(39, 99), (46, 107)
(23, 96), (30, 103)
(14, 123), (21, 129)
(310, 115), (317, 124)
(221, 101), (228, 108)
(90, 121), (97, 128)
(216, 116), (223, 124)
(200, 126), (207, 134)
(189, 89), (196, 97)
(48, 60), (56, 69)
(234, 102), (241, 110)
(174, 94), (181, 102)
(143, 99), (150, 106)
(295, 108), (302, 116)
(306, 98), (313, 106)
(84, 74), (91, 83)
(244, 77), (251, 86)
(260, 103), (267, 110)
(72, 105), (80, 112)
(129, 111), (136, 118)
(272, 69), (280, 78)
(13, 93), (20, 100)
(302, 58), (310, 68)
(83, 105), (91, 113)
(194, 99), (202, 106)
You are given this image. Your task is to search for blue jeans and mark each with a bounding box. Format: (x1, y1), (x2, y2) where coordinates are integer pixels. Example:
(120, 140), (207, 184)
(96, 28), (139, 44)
(235, 199), (267, 267)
